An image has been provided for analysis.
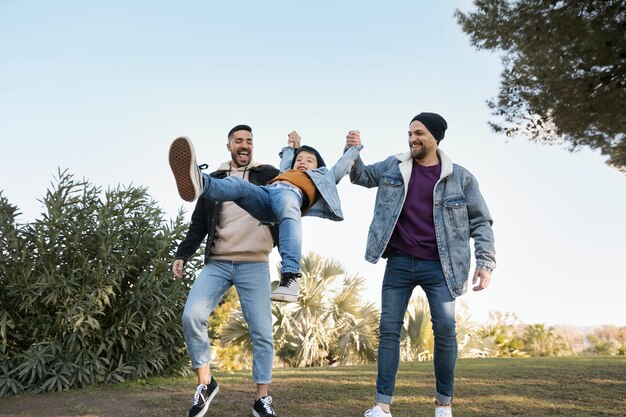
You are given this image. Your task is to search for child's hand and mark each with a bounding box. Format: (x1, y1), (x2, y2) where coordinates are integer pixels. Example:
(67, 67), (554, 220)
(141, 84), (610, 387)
(346, 130), (361, 147)
(287, 131), (301, 148)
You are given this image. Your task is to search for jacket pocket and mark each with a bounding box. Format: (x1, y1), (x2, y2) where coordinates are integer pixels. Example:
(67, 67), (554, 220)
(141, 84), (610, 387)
(443, 196), (468, 232)
(378, 175), (403, 203)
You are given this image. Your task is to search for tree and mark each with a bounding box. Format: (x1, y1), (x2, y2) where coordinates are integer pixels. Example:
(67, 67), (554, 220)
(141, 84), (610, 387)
(586, 325), (626, 355)
(523, 324), (570, 356)
(477, 311), (527, 357)
(0, 170), (192, 395)
(456, 0), (626, 171)
(221, 253), (379, 367)
(399, 296), (434, 362)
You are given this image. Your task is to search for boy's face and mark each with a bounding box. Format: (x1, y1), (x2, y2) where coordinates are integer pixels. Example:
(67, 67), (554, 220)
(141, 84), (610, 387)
(293, 150), (318, 171)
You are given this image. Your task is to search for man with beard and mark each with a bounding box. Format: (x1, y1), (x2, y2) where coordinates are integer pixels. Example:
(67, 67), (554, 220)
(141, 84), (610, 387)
(171, 124), (280, 417)
(170, 130), (362, 304)
(347, 113), (496, 417)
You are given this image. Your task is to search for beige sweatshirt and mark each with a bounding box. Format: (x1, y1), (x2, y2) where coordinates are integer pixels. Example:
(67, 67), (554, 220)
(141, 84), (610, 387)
(208, 160), (275, 262)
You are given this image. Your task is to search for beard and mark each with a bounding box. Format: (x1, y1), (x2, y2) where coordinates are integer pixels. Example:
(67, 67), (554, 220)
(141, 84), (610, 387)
(411, 143), (427, 160)
(231, 148), (251, 167)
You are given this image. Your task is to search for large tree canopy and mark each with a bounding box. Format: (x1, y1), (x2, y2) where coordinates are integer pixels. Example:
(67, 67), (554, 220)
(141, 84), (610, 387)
(456, 0), (625, 171)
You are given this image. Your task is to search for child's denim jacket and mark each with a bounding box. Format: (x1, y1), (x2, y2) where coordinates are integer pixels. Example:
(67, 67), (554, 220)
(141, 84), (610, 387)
(278, 145), (363, 221)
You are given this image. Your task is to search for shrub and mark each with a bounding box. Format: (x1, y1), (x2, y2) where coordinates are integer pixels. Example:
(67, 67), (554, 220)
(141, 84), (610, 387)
(0, 170), (192, 395)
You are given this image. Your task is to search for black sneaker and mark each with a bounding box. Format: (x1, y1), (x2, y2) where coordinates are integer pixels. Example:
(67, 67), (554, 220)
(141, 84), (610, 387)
(169, 136), (204, 202)
(187, 377), (219, 417)
(252, 396), (277, 417)
(270, 272), (302, 302)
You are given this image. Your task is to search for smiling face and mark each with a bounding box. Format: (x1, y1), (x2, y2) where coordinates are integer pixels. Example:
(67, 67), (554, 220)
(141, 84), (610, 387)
(227, 129), (253, 167)
(293, 150), (318, 171)
(408, 120), (438, 161)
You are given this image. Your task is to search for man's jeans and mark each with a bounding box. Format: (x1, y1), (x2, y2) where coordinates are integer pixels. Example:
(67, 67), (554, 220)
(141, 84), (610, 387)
(202, 174), (303, 274)
(376, 252), (457, 405)
(182, 260), (273, 384)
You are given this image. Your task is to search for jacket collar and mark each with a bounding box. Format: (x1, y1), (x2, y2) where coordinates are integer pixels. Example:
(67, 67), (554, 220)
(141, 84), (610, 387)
(394, 148), (453, 180)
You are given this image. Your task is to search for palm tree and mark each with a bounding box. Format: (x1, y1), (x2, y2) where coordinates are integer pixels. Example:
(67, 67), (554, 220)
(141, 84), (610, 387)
(523, 324), (569, 357)
(400, 295), (434, 362)
(221, 252), (379, 368)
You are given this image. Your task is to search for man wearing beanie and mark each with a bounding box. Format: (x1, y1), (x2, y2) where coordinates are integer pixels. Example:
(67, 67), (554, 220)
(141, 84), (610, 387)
(346, 113), (496, 417)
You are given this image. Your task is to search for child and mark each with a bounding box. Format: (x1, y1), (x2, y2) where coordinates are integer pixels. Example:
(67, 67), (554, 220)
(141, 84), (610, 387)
(169, 131), (362, 302)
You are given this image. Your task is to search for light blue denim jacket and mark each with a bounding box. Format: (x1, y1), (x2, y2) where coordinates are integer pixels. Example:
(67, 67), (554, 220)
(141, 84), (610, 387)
(279, 145), (363, 221)
(349, 148), (496, 297)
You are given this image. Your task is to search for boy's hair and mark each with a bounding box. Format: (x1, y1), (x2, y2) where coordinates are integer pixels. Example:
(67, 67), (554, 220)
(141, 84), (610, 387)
(227, 124), (252, 140)
(291, 145), (326, 168)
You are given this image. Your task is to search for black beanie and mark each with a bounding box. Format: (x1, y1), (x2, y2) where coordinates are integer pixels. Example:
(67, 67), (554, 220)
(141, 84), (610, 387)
(410, 112), (448, 142)
(291, 145), (326, 168)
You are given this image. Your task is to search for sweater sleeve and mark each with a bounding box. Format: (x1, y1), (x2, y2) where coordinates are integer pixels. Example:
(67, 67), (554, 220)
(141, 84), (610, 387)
(174, 198), (210, 263)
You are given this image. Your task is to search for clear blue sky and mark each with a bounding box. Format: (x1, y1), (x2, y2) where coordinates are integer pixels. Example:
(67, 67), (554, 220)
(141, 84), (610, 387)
(1, 0), (624, 326)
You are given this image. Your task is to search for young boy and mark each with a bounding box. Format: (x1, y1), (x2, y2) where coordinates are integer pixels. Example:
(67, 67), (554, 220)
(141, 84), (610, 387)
(169, 130), (362, 302)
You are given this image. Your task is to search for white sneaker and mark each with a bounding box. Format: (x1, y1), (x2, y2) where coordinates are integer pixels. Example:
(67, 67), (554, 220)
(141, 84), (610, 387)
(364, 406), (391, 417)
(270, 272), (301, 302)
(169, 137), (203, 202)
(435, 406), (452, 417)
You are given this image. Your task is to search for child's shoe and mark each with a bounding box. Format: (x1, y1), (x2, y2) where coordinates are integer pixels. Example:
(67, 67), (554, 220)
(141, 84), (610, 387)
(169, 136), (203, 202)
(270, 272), (301, 302)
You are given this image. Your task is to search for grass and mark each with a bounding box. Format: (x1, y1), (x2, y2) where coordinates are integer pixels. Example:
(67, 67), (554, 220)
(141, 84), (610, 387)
(0, 356), (624, 417)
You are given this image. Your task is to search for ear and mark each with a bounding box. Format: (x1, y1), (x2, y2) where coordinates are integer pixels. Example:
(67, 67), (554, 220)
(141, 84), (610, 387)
(226, 141), (231, 152)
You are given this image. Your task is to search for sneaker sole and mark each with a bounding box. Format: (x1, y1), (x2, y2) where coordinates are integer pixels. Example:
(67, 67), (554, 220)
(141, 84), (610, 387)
(169, 137), (201, 202)
(270, 293), (298, 303)
(190, 385), (219, 417)
(252, 409), (275, 417)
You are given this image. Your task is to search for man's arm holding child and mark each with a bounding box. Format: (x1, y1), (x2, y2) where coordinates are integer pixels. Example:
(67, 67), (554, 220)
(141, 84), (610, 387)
(329, 130), (363, 183)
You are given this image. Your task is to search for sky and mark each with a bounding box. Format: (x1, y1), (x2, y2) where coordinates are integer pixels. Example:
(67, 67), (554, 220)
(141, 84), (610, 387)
(1, 0), (624, 327)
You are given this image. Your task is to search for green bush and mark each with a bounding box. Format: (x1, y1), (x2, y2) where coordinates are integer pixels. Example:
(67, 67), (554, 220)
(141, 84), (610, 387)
(0, 170), (193, 395)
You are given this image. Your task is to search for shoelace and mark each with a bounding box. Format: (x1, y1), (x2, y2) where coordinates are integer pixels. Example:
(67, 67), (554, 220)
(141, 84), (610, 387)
(192, 384), (208, 405)
(260, 396), (275, 414)
(364, 407), (388, 417)
(280, 273), (301, 286)
(198, 163), (208, 171)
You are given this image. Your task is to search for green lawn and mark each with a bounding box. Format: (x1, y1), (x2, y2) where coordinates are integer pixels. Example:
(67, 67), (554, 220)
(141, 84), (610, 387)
(1, 357), (624, 417)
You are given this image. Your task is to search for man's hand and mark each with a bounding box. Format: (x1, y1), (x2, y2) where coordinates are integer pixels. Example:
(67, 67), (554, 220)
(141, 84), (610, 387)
(472, 268), (491, 291)
(172, 259), (185, 278)
(287, 131), (301, 148)
(346, 130), (361, 148)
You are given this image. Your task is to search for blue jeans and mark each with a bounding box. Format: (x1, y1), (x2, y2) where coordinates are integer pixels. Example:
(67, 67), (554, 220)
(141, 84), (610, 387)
(375, 252), (457, 405)
(182, 261), (273, 384)
(202, 174), (302, 274)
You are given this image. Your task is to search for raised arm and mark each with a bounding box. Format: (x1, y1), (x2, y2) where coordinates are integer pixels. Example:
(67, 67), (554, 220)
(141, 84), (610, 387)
(346, 131), (389, 188)
(329, 130), (363, 183)
(278, 131), (301, 172)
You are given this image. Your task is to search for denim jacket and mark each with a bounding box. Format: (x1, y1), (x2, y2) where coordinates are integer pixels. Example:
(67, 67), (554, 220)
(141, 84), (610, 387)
(349, 148), (496, 297)
(279, 145), (363, 221)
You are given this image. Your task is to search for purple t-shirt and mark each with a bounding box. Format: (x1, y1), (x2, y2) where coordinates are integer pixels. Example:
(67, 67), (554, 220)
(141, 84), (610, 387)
(388, 160), (441, 260)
